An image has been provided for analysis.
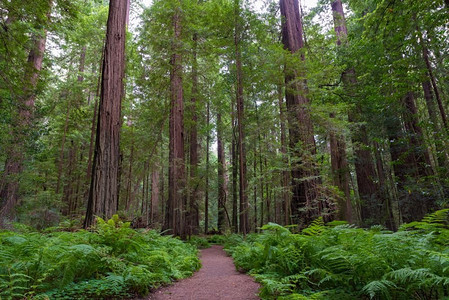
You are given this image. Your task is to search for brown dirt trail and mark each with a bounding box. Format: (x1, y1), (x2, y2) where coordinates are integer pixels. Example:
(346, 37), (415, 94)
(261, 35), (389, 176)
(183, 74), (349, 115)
(148, 245), (260, 300)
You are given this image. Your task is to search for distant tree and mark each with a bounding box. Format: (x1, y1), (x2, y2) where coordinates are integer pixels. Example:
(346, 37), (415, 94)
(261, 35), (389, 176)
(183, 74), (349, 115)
(0, 2), (51, 224)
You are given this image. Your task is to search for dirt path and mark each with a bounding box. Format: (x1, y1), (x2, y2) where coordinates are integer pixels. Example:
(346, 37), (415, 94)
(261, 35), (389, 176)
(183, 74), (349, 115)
(148, 245), (260, 300)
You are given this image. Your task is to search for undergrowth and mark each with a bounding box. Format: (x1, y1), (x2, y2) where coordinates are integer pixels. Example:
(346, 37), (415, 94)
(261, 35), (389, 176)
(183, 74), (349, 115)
(0, 215), (200, 299)
(225, 209), (449, 300)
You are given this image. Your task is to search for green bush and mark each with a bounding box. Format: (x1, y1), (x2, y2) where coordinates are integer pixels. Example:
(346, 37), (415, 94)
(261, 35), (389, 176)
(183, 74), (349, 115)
(186, 236), (210, 249)
(226, 210), (449, 300)
(0, 215), (200, 299)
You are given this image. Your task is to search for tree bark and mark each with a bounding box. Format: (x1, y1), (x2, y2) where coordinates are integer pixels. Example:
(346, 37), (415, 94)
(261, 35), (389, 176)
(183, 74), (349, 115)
(231, 107), (238, 232)
(235, 0), (249, 234)
(329, 114), (352, 222)
(278, 86), (290, 225)
(164, 3), (186, 237)
(217, 113), (227, 232)
(204, 101), (210, 234)
(0, 5), (50, 222)
(330, 0), (379, 225)
(422, 80), (447, 168)
(330, 0), (352, 223)
(151, 165), (160, 226)
(84, 0), (127, 228)
(187, 32), (199, 235)
(418, 29), (448, 130)
(280, 0), (320, 226)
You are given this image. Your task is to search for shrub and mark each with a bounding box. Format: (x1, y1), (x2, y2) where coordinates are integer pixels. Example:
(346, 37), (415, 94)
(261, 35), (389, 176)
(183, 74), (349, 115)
(226, 210), (449, 299)
(0, 215), (200, 299)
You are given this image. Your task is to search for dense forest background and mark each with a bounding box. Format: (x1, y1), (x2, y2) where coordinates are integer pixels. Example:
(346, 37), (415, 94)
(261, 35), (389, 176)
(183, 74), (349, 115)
(1, 0), (449, 235)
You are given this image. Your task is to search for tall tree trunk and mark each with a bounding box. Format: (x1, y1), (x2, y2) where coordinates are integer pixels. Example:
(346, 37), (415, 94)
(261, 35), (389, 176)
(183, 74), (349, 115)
(418, 28), (448, 130)
(86, 55), (104, 181)
(388, 92), (434, 223)
(253, 154), (258, 231)
(164, 3), (186, 237)
(422, 80), (447, 168)
(126, 131), (134, 211)
(231, 110), (238, 232)
(280, 0), (320, 226)
(187, 32), (199, 235)
(235, 0), (249, 234)
(278, 85), (290, 225)
(84, 0), (127, 228)
(329, 114), (352, 222)
(204, 101), (210, 234)
(331, 0), (378, 225)
(402, 92), (433, 178)
(63, 141), (77, 216)
(0, 6), (50, 222)
(151, 164), (160, 226)
(217, 113), (227, 232)
(259, 142), (264, 228)
(56, 93), (71, 194)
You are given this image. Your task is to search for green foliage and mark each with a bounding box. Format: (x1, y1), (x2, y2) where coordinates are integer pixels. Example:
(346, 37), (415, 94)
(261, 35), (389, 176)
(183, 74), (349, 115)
(186, 236), (211, 249)
(0, 215), (200, 299)
(226, 211), (449, 299)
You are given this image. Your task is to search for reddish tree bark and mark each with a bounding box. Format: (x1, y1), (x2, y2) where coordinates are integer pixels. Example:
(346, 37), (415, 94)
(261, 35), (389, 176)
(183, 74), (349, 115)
(422, 80), (447, 168)
(151, 165), (160, 226)
(329, 114), (351, 222)
(204, 101), (210, 234)
(217, 113), (227, 232)
(280, 0), (320, 226)
(231, 105), (239, 232)
(84, 0), (127, 228)
(0, 5), (50, 222)
(187, 32), (199, 235)
(235, 0), (249, 234)
(278, 86), (290, 225)
(330, 0), (352, 223)
(164, 3), (186, 237)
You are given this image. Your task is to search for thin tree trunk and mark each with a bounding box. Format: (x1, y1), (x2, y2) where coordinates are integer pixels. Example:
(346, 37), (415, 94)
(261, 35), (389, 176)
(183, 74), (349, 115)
(253, 154), (257, 231)
(265, 156), (271, 223)
(231, 113), (238, 232)
(126, 129), (134, 211)
(418, 28), (448, 130)
(63, 141), (77, 216)
(151, 164), (160, 226)
(56, 94), (71, 194)
(259, 141), (264, 228)
(278, 86), (290, 225)
(422, 80), (447, 168)
(235, 0), (249, 234)
(84, 0), (127, 228)
(187, 32), (199, 235)
(217, 113), (227, 232)
(204, 101), (210, 234)
(373, 142), (396, 230)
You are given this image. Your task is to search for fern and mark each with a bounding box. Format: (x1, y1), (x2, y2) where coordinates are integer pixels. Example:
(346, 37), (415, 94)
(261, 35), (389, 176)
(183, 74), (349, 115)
(302, 218), (325, 236)
(362, 280), (396, 299)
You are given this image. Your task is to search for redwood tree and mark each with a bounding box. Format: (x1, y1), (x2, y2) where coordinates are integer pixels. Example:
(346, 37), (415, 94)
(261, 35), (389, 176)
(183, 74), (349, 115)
(280, 0), (320, 226)
(164, 1), (186, 237)
(84, 0), (128, 228)
(0, 3), (51, 223)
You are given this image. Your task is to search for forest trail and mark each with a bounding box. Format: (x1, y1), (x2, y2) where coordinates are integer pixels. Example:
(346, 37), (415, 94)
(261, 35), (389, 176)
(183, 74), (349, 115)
(147, 245), (260, 300)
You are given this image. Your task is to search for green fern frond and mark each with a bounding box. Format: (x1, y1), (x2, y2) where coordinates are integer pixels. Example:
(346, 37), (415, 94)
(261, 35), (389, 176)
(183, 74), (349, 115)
(362, 280), (396, 299)
(302, 218), (325, 236)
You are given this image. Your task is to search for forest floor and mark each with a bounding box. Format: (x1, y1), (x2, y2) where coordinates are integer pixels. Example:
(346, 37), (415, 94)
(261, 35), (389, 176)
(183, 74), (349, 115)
(146, 245), (260, 300)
